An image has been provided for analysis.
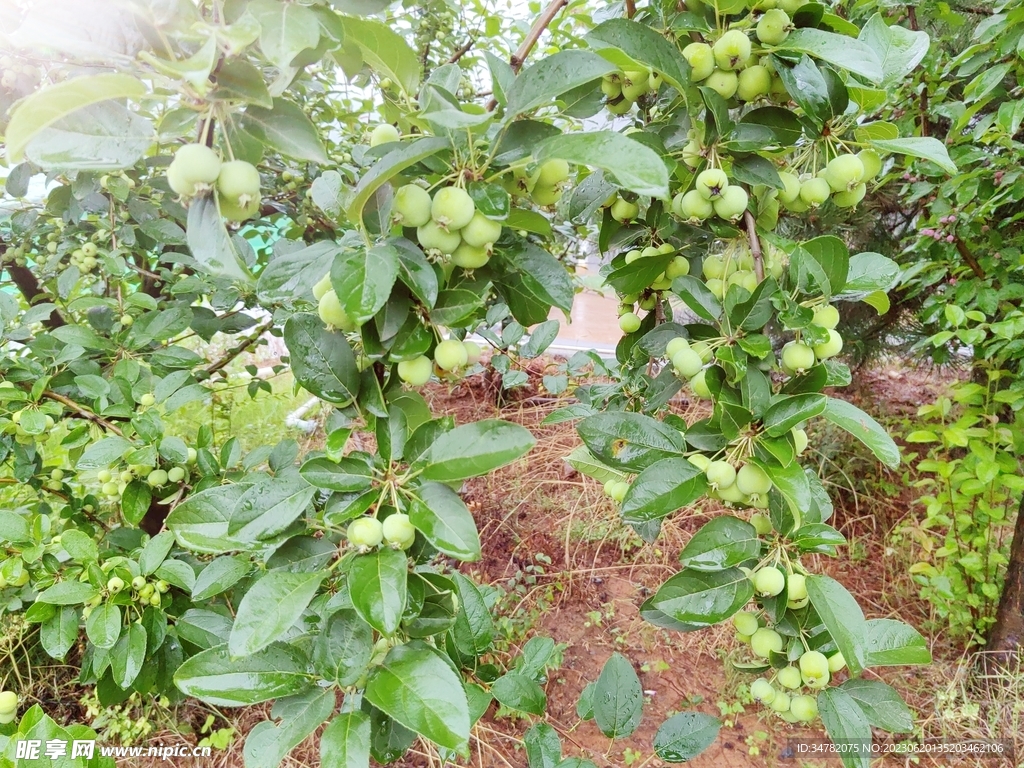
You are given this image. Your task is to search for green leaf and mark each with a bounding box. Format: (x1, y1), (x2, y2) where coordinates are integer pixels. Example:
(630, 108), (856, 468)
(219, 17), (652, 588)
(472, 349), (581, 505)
(320, 711), (371, 768)
(250, 0), (320, 69)
(504, 50), (617, 118)
(192, 556), (251, 600)
(24, 101), (154, 171)
(243, 688), (335, 768)
(857, 13), (929, 88)
(121, 481), (151, 527)
(36, 580), (99, 606)
(672, 276), (722, 322)
(593, 652), (642, 738)
(346, 137), (449, 225)
(491, 671), (547, 715)
(451, 572), (494, 656)
(111, 622), (147, 688)
(257, 240), (342, 304)
(228, 476), (317, 541)
(620, 457), (708, 524)
(649, 568), (755, 629)
(777, 28), (882, 81)
(313, 609), (373, 686)
(86, 603), (121, 649)
(330, 243), (399, 324)
(494, 239), (574, 322)
(243, 99), (329, 163)
(419, 419), (535, 482)
(365, 640), (471, 753)
(864, 619), (931, 667)
(340, 16), (421, 96)
(299, 456), (374, 492)
(525, 722), (562, 768)
(0, 510), (31, 543)
(679, 516), (759, 571)
(840, 679), (913, 733)
(534, 131), (669, 199)
(578, 412), (686, 472)
(40, 606), (79, 660)
(653, 712), (721, 763)
(840, 251), (899, 297)
(187, 194), (255, 282)
(806, 574), (868, 675)
(821, 397), (900, 469)
(586, 18), (690, 91)
(869, 137), (957, 175)
(817, 687), (872, 768)
(76, 436), (132, 469)
(140, 530), (175, 575)
(174, 643), (313, 707)
(408, 482), (481, 561)
(6, 73), (146, 163)
(284, 312), (361, 405)
(349, 547), (408, 635)
(229, 570), (325, 657)
(763, 394), (827, 437)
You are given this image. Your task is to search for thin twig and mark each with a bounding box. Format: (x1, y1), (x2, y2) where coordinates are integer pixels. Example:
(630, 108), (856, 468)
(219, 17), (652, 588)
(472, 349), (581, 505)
(485, 0), (569, 110)
(3, 244), (64, 329)
(743, 210), (765, 282)
(197, 319), (274, 380)
(954, 237), (986, 280)
(42, 391), (125, 437)
(448, 38), (475, 63)
(625, 0), (636, 17)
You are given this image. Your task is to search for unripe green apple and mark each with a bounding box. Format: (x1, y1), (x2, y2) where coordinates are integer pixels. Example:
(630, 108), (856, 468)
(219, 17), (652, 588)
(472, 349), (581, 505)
(451, 242), (490, 269)
(382, 512), (416, 549)
(431, 186), (476, 231)
(799, 177), (831, 207)
(812, 304), (840, 330)
(621, 69), (650, 101)
(713, 185), (749, 220)
(769, 690), (791, 713)
(736, 464), (772, 496)
(777, 665), (802, 689)
(610, 198), (639, 222)
(463, 341), (483, 365)
(648, 71), (663, 91)
(137, 393), (156, 409)
(665, 256), (690, 279)
(728, 270), (759, 294)
(398, 356), (433, 386)
(777, 171), (801, 204)
(704, 69), (738, 99)
(149, 592), (161, 607)
(216, 160), (260, 210)
(675, 189), (714, 221)
(753, 566), (786, 596)
(682, 42), (715, 81)
(690, 369), (712, 399)
(751, 627), (784, 658)
(696, 168), (730, 201)
(823, 154), (865, 193)
(107, 576), (125, 594)
(312, 273), (332, 301)
(687, 453), (711, 471)
(787, 572), (808, 601)
(737, 65), (772, 102)
(348, 517), (384, 549)
(167, 143), (221, 197)
(601, 75), (622, 99)
(370, 124), (400, 147)
(434, 339), (469, 371)
(147, 469), (168, 487)
(156, 579), (170, 593)
(705, 460), (736, 489)
(102, 482), (119, 497)
(187, 447), (198, 464)
(393, 184), (433, 227)
(833, 182), (867, 208)
(606, 97), (633, 115)
(716, 483), (748, 505)
(138, 583), (154, 599)
(791, 694), (818, 722)
(681, 139), (703, 169)
(702, 254), (726, 279)
(827, 652), (846, 673)
(120, 314), (134, 327)
(713, 30), (752, 71)
(757, 9), (791, 45)
(799, 650), (830, 685)
(813, 329), (843, 360)
(0, 691), (18, 715)
(535, 158), (570, 187)
(666, 337), (690, 358)
(619, 312), (642, 334)
(691, 341), (713, 363)
(132, 576), (147, 591)
(791, 427), (808, 455)
(638, 295), (657, 311)
(750, 678), (776, 703)
(318, 290), (356, 332)
(857, 149), (882, 180)
(672, 347), (704, 378)
(460, 212), (502, 249)
(780, 0), (808, 11)
(781, 341), (815, 374)
(604, 479), (629, 503)
(167, 466), (185, 483)
(417, 220), (462, 254)
(733, 611), (759, 636)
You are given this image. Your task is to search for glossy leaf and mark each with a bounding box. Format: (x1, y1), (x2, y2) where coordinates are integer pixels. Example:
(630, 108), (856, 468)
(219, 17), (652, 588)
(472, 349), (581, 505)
(679, 516), (760, 571)
(653, 712), (721, 763)
(284, 312), (361, 405)
(491, 671), (546, 715)
(229, 570), (325, 657)
(419, 419), (535, 482)
(840, 679), (913, 733)
(821, 398), (900, 469)
(762, 394), (826, 437)
(806, 574), (868, 675)
(586, 18), (690, 91)
(504, 50), (617, 118)
(817, 687), (872, 768)
(649, 568), (754, 629)
(320, 711), (371, 768)
(578, 412), (686, 472)
(592, 653), (642, 738)
(864, 619), (931, 667)
(534, 131), (670, 199)
(192, 556), (251, 601)
(330, 243), (399, 325)
(174, 643), (313, 707)
(408, 482), (481, 561)
(620, 457), (708, 524)
(349, 547), (408, 635)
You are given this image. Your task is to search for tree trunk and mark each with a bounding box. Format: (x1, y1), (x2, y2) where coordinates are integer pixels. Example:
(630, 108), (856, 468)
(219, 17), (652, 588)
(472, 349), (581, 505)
(987, 494), (1024, 663)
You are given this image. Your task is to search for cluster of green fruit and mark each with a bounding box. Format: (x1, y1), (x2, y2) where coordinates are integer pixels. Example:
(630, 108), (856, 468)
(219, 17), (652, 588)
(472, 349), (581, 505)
(165, 144), (262, 222)
(600, 66), (662, 115)
(396, 338), (483, 386)
(397, 183), (503, 268)
(8, 407), (54, 443)
(776, 151), (882, 212)
(95, 454), (192, 499)
(616, 244), (691, 333)
(64, 240), (100, 274)
(780, 304), (843, 375)
(0, 690), (17, 725)
(504, 158), (572, 207)
(690, 455), (774, 508)
(699, 238), (784, 300)
(604, 192), (640, 223)
(82, 574), (170, 618)
(346, 513), (416, 552)
(673, 168), (750, 224)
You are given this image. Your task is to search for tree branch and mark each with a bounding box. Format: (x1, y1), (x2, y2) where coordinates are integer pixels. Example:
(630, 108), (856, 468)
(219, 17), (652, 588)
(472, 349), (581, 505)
(196, 319), (274, 381)
(625, 0), (636, 18)
(448, 38), (475, 64)
(2, 244), (65, 329)
(485, 0), (569, 110)
(954, 237), (986, 280)
(743, 210), (765, 282)
(42, 391), (125, 437)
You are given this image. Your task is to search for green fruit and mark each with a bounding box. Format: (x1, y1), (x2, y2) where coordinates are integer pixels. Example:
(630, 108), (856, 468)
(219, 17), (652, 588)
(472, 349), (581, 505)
(713, 185), (749, 220)
(736, 464), (772, 496)
(156, 579), (170, 593)
(692, 341), (713, 363)
(535, 158), (570, 187)
(120, 314), (134, 327)
(702, 255), (726, 279)
(777, 666), (802, 689)
(604, 479), (629, 503)
(704, 69), (738, 99)
(665, 256), (690, 279)
(824, 154), (865, 193)
(813, 305), (840, 330)
(737, 65), (772, 102)
(676, 189), (714, 221)
(605, 97), (633, 115)
(672, 348), (704, 378)
(681, 139), (704, 169)
(464, 341), (483, 365)
(107, 576), (125, 594)
(0, 691), (18, 714)
(799, 177), (831, 207)
(431, 186), (476, 231)
(382, 513), (416, 549)
(187, 448), (198, 464)
(687, 453), (711, 471)
(167, 466), (186, 483)
(750, 678), (775, 703)
(610, 198), (639, 222)
(601, 76), (622, 98)
(728, 270), (758, 294)
(370, 124), (400, 147)
(787, 572), (808, 601)
(696, 168), (730, 201)
(648, 71), (663, 91)
(138, 583), (154, 599)
(619, 312), (642, 334)
(733, 611), (759, 636)
(216, 160), (260, 208)
(621, 69), (650, 101)
(857, 149), (882, 180)
(781, 341), (815, 374)
(778, 171), (801, 203)
(348, 517), (384, 549)
(393, 184), (433, 227)
(531, 184), (562, 206)
(460, 212), (502, 249)
(139, 393), (156, 408)
(753, 566), (785, 596)
(682, 42), (715, 81)
(167, 143), (221, 197)
(791, 428), (808, 455)
(690, 369), (712, 399)
(312, 273), (332, 301)
(665, 338), (690, 358)
(706, 460), (736, 489)
(751, 627), (784, 658)
(813, 329), (843, 360)
(398, 356), (433, 386)
(318, 290), (356, 331)
(833, 182), (867, 208)
(451, 242), (490, 269)
(102, 482), (119, 497)
(756, 9), (791, 45)
(149, 592), (162, 607)
(417, 220), (462, 254)
(713, 30), (752, 70)
(799, 650), (830, 684)
(827, 652), (846, 673)
(791, 694), (818, 722)
(147, 469), (168, 487)
(779, 0), (807, 12)
(769, 690), (791, 713)
(131, 576), (147, 590)
(434, 339), (469, 371)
